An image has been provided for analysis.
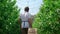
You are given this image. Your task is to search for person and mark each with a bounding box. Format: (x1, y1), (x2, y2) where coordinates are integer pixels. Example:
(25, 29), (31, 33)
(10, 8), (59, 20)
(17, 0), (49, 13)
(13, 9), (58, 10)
(18, 7), (32, 34)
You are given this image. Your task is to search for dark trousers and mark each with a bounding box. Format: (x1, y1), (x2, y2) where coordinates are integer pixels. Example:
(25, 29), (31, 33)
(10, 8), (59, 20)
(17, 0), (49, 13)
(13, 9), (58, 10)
(21, 28), (28, 34)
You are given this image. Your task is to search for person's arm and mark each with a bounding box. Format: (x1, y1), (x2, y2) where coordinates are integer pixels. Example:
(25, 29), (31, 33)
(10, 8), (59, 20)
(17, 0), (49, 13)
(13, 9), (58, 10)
(18, 14), (22, 29)
(18, 18), (21, 27)
(28, 18), (32, 28)
(18, 18), (20, 24)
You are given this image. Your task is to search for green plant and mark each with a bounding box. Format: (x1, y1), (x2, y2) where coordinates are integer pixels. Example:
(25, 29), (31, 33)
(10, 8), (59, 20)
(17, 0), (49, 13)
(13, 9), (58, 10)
(0, 0), (20, 34)
(33, 0), (60, 34)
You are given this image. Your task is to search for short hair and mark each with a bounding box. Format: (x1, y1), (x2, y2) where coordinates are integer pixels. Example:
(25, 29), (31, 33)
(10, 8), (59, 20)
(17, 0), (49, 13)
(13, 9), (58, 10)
(24, 7), (29, 12)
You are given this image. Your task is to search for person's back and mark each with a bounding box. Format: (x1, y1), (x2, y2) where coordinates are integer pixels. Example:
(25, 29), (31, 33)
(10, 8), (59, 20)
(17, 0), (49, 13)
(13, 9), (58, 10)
(20, 12), (32, 28)
(20, 12), (31, 21)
